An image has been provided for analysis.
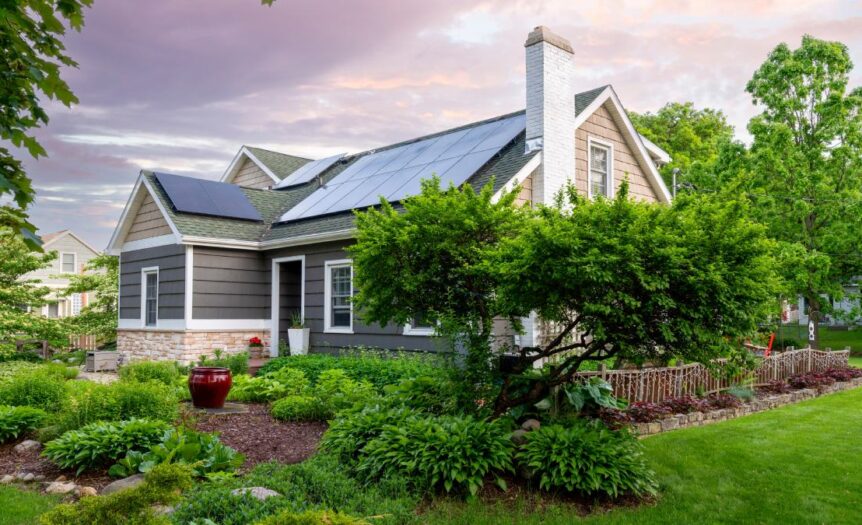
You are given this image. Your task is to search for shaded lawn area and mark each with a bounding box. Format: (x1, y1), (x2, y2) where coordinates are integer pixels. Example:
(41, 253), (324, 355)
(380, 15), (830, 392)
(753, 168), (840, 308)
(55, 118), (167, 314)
(425, 387), (862, 525)
(776, 325), (862, 354)
(850, 356), (862, 368)
(0, 486), (59, 525)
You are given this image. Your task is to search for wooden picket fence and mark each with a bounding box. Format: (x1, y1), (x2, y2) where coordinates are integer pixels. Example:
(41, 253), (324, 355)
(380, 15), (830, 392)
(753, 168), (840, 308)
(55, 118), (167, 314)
(573, 348), (850, 403)
(69, 334), (98, 351)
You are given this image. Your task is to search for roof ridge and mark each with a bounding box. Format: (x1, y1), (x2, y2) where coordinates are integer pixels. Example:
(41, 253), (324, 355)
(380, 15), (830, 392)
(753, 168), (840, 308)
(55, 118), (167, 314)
(245, 145), (313, 162)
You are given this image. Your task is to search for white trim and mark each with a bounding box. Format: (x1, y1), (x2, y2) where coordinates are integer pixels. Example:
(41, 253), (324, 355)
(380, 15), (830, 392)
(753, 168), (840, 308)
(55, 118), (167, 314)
(117, 318), (271, 331)
(258, 229), (355, 250)
(271, 255), (306, 356)
(59, 252), (78, 274)
(42, 230), (100, 257)
(639, 134), (672, 164)
(184, 245), (194, 324)
(121, 234), (179, 253)
(492, 153), (543, 203)
(324, 259), (353, 334)
(573, 86), (672, 203)
(141, 266), (159, 328)
(220, 146), (280, 185)
(587, 137), (614, 199)
(181, 236), (262, 251)
(402, 318), (436, 337)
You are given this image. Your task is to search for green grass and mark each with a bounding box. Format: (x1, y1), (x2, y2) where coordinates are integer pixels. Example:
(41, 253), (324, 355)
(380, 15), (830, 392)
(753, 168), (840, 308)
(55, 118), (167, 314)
(425, 387), (862, 524)
(850, 357), (862, 369)
(0, 486), (60, 525)
(775, 325), (862, 353)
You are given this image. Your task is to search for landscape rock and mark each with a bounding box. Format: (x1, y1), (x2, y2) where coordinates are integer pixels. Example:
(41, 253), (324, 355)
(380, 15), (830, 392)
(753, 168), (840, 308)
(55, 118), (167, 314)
(231, 487), (281, 501)
(511, 429), (529, 445)
(152, 504), (175, 516)
(521, 419), (541, 432)
(54, 475), (67, 482)
(19, 473), (35, 482)
(13, 440), (42, 454)
(45, 481), (77, 495)
(101, 474), (145, 495)
(77, 486), (98, 498)
(0, 475), (14, 484)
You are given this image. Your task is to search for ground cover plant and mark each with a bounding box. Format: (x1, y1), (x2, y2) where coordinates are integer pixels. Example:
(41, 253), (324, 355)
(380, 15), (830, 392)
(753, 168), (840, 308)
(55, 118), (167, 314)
(0, 405), (46, 442)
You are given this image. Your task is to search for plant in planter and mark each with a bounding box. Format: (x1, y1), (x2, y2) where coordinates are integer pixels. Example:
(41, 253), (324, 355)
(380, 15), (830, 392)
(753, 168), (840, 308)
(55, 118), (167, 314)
(287, 312), (310, 356)
(248, 336), (264, 356)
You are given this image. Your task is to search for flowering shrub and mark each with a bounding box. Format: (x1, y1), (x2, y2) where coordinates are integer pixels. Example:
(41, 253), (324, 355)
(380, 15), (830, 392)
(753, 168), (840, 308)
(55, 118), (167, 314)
(789, 371), (835, 389)
(248, 337), (263, 348)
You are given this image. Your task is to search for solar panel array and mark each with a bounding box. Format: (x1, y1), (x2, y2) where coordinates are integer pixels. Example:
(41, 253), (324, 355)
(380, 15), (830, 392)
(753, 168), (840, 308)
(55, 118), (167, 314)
(279, 113), (525, 223)
(274, 153), (346, 189)
(154, 172), (262, 221)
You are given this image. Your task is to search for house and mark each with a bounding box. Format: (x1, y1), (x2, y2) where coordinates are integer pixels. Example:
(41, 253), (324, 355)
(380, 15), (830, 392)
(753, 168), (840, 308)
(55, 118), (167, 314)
(796, 286), (861, 328)
(23, 230), (101, 318)
(107, 26), (672, 363)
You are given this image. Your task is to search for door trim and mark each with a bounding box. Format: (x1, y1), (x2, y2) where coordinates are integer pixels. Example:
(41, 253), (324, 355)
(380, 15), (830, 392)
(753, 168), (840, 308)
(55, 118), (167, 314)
(270, 255), (305, 357)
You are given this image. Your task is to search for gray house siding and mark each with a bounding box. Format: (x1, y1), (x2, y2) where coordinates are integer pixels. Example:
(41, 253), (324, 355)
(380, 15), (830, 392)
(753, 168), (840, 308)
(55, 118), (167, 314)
(265, 240), (444, 353)
(119, 244), (185, 320)
(192, 247), (269, 319)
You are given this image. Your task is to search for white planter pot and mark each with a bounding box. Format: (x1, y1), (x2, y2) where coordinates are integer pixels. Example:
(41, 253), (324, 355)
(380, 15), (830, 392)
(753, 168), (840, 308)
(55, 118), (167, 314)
(287, 328), (310, 356)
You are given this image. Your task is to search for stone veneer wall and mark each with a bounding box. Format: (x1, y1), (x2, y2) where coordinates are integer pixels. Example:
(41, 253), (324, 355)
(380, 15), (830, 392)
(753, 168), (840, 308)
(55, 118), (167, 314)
(117, 329), (270, 364)
(634, 377), (862, 437)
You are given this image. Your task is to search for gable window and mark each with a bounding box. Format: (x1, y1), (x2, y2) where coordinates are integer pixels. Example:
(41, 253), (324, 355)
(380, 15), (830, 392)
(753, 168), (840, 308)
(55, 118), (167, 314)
(142, 267), (159, 327)
(588, 139), (613, 198)
(324, 260), (353, 333)
(61, 253), (77, 273)
(404, 313), (436, 336)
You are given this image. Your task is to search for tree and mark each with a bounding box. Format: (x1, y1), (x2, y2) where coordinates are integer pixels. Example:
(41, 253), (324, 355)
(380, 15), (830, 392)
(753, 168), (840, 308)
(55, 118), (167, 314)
(630, 102), (735, 191)
(350, 180), (780, 417)
(63, 254), (118, 342)
(743, 35), (862, 347)
(0, 0), (92, 247)
(0, 228), (68, 348)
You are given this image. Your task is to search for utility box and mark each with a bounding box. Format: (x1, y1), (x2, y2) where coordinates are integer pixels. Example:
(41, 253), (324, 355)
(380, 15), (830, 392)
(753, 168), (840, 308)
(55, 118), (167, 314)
(85, 351), (119, 372)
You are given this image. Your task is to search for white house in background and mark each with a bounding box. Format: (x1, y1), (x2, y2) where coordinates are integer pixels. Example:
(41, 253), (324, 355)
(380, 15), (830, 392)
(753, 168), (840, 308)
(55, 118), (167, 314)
(23, 230), (101, 318)
(797, 285), (862, 327)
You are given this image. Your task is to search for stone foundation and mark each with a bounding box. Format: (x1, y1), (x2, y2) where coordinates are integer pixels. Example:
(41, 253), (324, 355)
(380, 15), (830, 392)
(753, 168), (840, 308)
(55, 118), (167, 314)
(117, 329), (270, 364)
(634, 377), (862, 437)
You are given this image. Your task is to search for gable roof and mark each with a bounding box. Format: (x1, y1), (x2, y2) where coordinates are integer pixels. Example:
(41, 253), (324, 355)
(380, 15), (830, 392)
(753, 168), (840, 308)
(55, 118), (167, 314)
(220, 146), (312, 185)
(41, 229), (100, 255)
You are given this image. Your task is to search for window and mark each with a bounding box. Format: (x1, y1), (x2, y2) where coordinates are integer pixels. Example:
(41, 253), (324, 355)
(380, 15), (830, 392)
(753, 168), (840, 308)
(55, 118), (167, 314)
(71, 293), (82, 316)
(324, 260), (352, 332)
(403, 312), (436, 336)
(61, 253), (76, 273)
(47, 302), (59, 318)
(143, 268), (158, 327)
(588, 139), (613, 198)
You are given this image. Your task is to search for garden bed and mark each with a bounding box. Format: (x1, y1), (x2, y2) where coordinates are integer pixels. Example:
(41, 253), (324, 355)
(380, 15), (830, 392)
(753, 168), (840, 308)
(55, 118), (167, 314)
(191, 403), (326, 467)
(0, 441), (113, 490)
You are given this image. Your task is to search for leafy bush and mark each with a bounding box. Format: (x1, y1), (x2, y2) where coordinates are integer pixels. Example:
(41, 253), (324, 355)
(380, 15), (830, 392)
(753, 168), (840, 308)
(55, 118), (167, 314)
(561, 377), (625, 415)
(517, 420), (657, 498)
(228, 370), (309, 403)
(0, 361), (42, 383)
(199, 351), (250, 375)
(108, 380), (179, 422)
(705, 392), (743, 409)
(726, 385), (755, 402)
(119, 361), (181, 386)
(759, 379), (793, 394)
(43, 419), (170, 474)
(110, 427), (243, 478)
(625, 401), (673, 423)
(357, 414), (513, 496)
(824, 367), (862, 382)
(254, 509), (369, 525)
(313, 369), (375, 414)
(320, 405), (417, 464)
(257, 351), (446, 391)
(381, 376), (459, 415)
(0, 370), (67, 411)
(271, 396), (322, 422)
(0, 405), (46, 443)
(38, 463), (193, 525)
(172, 455), (417, 525)
(662, 395), (709, 414)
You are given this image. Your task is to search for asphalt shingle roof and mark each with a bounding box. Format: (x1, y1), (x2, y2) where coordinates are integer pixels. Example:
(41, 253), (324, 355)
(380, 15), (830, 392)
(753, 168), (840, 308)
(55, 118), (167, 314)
(245, 146), (311, 180)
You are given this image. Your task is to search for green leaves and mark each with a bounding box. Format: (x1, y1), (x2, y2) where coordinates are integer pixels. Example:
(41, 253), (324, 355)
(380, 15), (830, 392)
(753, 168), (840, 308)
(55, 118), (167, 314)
(0, 405), (46, 443)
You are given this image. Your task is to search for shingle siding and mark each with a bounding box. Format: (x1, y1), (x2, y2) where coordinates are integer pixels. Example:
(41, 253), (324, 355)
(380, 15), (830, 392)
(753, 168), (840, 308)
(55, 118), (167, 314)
(119, 244), (185, 320)
(232, 158), (274, 189)
(126, 192), (172, 241)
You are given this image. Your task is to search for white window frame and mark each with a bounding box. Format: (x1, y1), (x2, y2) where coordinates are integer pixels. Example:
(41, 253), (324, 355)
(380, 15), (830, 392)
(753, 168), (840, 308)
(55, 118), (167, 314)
(587, 137), (614, 199)
(324, 259), (353, 334)
(70, 293), (82, 316)
(403, 314), (437, 337)
(141, 266), (159, 328)
(60, 252), (77, 274)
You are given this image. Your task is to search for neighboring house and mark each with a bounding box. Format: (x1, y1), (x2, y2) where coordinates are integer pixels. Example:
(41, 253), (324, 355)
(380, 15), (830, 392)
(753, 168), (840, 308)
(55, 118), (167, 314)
(797, 285), (861, 328)
(23, 230), (101, 318)
(107, 27), (672, 363)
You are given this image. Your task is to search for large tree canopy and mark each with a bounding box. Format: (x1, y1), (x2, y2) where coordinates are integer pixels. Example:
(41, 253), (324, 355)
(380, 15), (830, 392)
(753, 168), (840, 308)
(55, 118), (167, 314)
(0, 0), (91, 246)
(742, 35), (862, 344)
(63, 253), (118, 343)
(351, 179), (780, 417)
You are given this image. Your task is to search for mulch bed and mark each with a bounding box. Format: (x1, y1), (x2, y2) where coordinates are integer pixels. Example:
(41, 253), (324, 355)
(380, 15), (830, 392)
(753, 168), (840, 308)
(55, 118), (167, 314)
(0, 442), (113, 490)
(191, 403), (327, 468)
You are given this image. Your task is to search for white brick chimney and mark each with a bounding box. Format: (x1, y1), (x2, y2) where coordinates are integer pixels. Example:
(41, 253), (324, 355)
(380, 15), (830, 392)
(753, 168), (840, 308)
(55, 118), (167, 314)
(525, 26), (575, 205)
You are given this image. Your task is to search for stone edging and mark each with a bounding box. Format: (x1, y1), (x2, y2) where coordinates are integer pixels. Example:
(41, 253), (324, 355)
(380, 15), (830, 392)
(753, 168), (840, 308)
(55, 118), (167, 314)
(634, 377), (862, 437)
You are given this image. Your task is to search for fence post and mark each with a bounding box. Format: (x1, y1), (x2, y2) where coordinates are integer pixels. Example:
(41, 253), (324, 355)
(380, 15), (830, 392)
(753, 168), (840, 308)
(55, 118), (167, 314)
(600, 363), (607, 381)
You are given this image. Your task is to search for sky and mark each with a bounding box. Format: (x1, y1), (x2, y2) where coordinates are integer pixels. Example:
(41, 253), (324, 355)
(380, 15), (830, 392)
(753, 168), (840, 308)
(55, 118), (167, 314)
(20, 0), (862, 249)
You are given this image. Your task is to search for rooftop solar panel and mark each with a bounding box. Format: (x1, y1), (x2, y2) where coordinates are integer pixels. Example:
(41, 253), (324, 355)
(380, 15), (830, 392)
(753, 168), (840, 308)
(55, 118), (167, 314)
(154, 172), (262, 221)
(274, 153), (346, 189)
(278, 113), (525, 223)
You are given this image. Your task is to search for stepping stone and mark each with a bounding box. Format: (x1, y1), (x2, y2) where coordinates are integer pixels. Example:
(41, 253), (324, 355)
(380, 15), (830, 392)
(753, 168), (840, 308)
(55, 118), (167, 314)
(45, 481), (77, 494)
(231, 487), (281, 501)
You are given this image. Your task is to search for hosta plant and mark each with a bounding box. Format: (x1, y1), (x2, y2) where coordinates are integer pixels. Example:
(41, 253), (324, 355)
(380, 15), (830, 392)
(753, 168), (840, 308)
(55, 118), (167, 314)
(0, 405), (46, 443)
(320, 405), (417, 464)
(517, 420), (657, 498)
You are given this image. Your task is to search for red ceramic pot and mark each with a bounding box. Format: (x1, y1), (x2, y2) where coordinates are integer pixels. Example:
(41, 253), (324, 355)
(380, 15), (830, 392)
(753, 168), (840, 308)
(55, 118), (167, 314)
(188, 367), (232, 409)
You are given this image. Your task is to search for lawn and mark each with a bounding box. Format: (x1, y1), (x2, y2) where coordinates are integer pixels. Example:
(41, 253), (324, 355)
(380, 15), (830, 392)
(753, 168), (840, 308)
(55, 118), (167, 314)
(0, 486), (59, 525)
(775, 324), (862, 354)
(425, 387), (862, 524)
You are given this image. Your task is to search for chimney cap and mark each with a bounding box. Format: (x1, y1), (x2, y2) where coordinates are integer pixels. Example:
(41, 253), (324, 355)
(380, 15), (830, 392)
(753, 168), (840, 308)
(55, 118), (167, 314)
(524, 26), (573, 54)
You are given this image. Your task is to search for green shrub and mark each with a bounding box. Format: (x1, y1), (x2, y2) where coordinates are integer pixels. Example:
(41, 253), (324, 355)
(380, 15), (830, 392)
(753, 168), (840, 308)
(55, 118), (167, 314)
(109, 426), (244, 478)
(271, 395), (322, 422)
(109, 381), (178, 422)
(517, 420), (657, 498)
(199, 351), (250, 375)
(171, 484), (287, 525)
(381, 376), (459, 415)
(43, 419), (170, 474)
(0, 371), (67, 411)
(257, 351), (447, 391)
(228, 370), (309, 403)
(314, 369), (375, 414)
(39, 462), (193, 525)
(0, 405), (47, 443)
(119, 361), (180, 386)
(266, 367), (312, 393)
(358, 414), (514, 496)
(254, 509), (369, 525)
(726, 385), (756, 401)
(320, 405), (416, 464)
